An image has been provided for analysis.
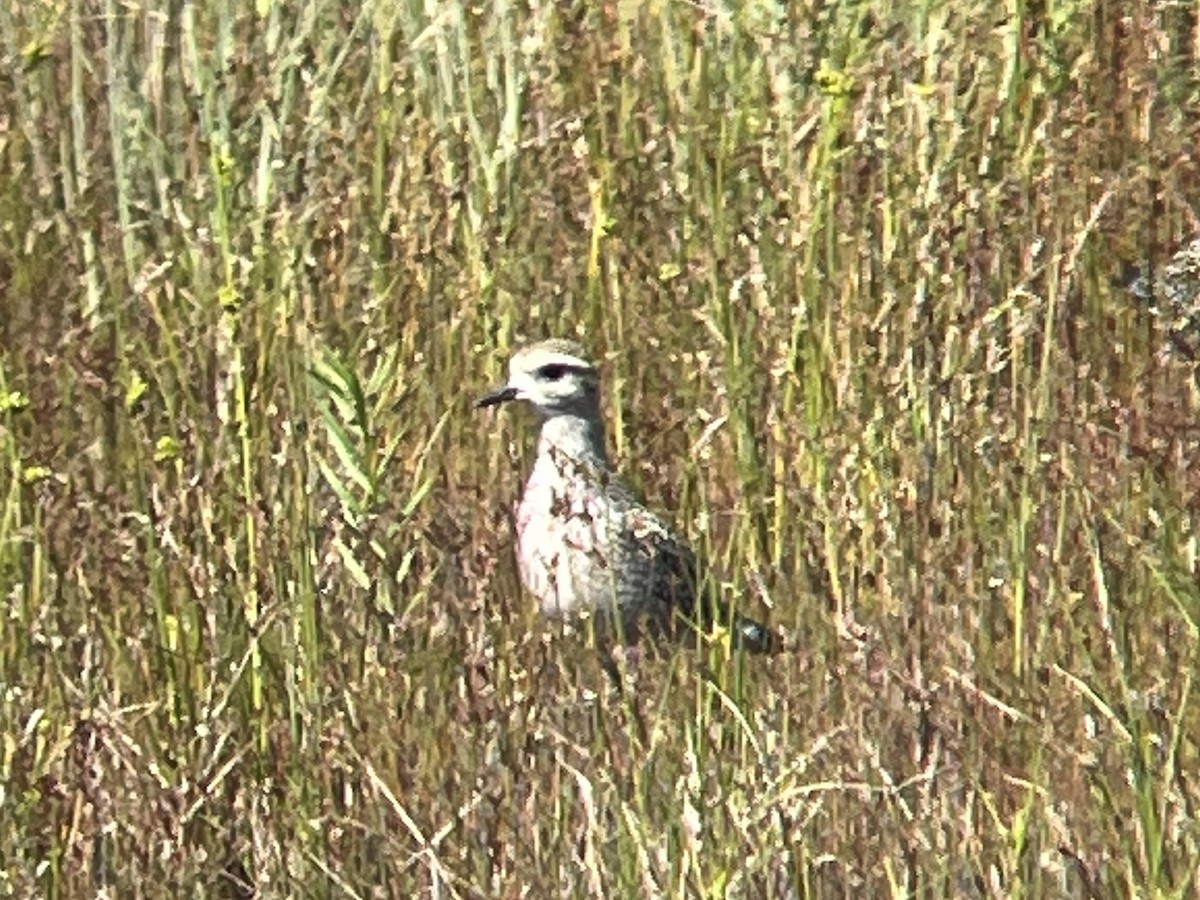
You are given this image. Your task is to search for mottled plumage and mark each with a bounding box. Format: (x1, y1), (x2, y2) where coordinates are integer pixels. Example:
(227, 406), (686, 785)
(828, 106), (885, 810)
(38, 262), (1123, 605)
(1123, 235), (1200, 360)
(476, 339), (773, 652)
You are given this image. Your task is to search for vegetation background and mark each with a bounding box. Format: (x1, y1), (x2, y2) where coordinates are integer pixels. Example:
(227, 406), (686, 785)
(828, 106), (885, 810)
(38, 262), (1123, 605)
(2, 0), (1198, 896)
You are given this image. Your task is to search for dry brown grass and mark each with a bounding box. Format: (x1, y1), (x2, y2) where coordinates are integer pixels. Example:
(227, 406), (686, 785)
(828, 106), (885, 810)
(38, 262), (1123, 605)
(1, 0), (1199, 897)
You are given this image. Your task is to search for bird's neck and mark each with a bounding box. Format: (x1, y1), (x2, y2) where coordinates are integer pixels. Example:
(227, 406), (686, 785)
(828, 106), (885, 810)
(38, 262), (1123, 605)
(537, 414), (609, 466)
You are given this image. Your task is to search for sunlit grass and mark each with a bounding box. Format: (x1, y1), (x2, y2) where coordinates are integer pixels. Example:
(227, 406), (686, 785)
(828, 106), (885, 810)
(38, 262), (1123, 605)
(1, 0), (1198, 896)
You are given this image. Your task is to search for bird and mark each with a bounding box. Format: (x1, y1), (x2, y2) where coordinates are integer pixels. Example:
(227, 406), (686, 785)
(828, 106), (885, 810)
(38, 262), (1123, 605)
(1121, 235), (1200, 361)
(475, 338), (776, 653)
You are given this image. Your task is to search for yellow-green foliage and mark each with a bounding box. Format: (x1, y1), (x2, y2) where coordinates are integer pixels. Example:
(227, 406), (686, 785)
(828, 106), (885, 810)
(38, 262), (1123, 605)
(1, 0), (1198, 896)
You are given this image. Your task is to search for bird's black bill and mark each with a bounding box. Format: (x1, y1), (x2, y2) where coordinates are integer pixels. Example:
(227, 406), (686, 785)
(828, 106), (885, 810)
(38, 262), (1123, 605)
(474, 385), (518, 408)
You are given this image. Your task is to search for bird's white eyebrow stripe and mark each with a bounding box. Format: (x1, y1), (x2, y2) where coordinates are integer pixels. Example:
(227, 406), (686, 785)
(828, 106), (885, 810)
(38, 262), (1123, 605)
(523, 354), (594, 374)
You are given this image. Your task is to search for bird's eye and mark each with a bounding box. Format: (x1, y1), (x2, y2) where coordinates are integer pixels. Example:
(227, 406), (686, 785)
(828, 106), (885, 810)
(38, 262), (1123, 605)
(538, 364), (566, 381)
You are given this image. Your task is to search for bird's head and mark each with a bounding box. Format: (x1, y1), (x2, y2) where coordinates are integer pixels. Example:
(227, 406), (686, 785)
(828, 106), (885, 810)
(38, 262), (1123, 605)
(475, 339), (602, 421)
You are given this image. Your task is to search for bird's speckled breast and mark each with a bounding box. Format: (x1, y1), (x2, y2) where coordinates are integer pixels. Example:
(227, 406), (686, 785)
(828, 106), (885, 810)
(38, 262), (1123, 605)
(514, 442), (699, 628)
(515, 446), (625, 616)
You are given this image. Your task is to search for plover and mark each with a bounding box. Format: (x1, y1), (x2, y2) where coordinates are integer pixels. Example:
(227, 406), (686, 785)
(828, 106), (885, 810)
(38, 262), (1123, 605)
(476, 339), (775, 653)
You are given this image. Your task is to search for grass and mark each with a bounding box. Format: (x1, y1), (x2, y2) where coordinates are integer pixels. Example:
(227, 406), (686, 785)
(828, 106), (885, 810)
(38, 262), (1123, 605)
(2, 0), (1199, 896)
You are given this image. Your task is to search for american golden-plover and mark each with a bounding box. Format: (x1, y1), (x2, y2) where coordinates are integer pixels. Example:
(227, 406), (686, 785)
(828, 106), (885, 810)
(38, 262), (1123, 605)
(1124, 235), (1200, 360)
(476, 339), (775, 653)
